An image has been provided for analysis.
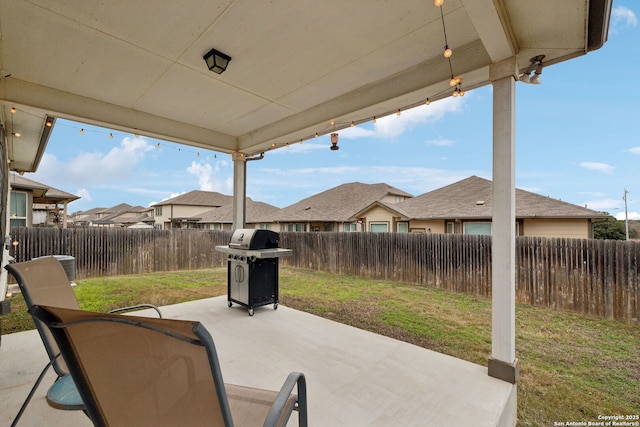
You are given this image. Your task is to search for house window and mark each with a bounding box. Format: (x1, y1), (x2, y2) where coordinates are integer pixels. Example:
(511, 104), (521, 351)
(10, 191), (27, 227)
(446, 222), (455, 234)
(286, 223), (307, 232)
(323, 223), (333, 232)
(464, 222), (491, 235)
(370, 222), (389, 232)
(397, 222), (408, 233)
(155, 206), (162, 216)
(205, 223), (221, 230)
(395, 196), (404, 203)
(259, 223), (271, 230)
(344, 223), (357, 232)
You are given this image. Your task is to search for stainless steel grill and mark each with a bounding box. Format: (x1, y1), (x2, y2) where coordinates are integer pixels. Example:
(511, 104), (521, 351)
(215, 229), (292, 316)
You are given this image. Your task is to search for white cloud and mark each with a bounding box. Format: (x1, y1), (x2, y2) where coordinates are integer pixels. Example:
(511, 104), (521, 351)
(612, 6), (638, 29)
(582, 198), (621, 211)
(75, 188), (92, 202)
(615, 211), (640, 220)
(627, 146), (640, 155)
(186, 160), (233, 194)
(34, 136), (154, 185)
(579, 161), (614, 174)
(425, 138), (455, 147)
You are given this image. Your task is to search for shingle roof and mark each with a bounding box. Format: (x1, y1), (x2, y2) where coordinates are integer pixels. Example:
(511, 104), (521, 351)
(10, 173), (79, 202)
(198, 200), (280, 224)
(396, 176), (608, 219)
(152, 190), (232, 207)
(274, 182), (413, 222)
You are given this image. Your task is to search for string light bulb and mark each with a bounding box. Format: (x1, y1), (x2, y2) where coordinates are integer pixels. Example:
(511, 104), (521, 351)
(425, 98), (431, 106)
(449, 77), (457, 87)
(10, 107), (16, 113)
(80, 128), (84, 134)
(434, 0), (444, 6)
(45, 120), (53, 127)
(12, 132), (21, 137)
(443, 46), (452, 58)
(372, 116), (377, 123)
(109, 133), (114, 139)
(452, 89), (459, 97)
(314, 132), (319, 138)
(350, 121), (355, 127)
(330, 120), (335, 126)
(397, 109), (401, 116)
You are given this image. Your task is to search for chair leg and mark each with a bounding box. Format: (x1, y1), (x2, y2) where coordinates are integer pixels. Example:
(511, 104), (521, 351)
(10, 359), (56, 427)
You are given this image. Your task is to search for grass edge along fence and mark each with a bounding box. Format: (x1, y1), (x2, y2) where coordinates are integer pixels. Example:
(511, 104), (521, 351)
(8, 227), (640, 323)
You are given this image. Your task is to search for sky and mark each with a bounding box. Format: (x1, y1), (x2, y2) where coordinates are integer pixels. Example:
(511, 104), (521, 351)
(28, 3), (640, 220)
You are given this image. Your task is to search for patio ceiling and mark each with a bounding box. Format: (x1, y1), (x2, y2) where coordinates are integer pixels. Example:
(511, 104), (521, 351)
(0, 0), (611, 172)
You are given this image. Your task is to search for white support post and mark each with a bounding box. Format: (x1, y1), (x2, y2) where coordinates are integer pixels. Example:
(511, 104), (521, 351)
(232, 153), (247, 230)
(489, 58), (519, 384)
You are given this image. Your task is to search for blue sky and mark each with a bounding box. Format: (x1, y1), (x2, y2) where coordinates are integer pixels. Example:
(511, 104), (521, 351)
(29, 3), (639, 219)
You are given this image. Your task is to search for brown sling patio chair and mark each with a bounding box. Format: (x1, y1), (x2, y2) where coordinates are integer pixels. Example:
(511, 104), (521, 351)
(30, 305), (308, 427)
(4, 256), (161, 426)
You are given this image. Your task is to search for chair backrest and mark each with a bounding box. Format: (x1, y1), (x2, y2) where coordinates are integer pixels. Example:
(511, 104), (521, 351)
(5, 257), (80, 376)
(30, 305), (234, 427)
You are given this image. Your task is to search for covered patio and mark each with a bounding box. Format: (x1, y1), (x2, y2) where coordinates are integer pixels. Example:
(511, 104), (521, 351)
(1, 296), (514, 426)
(0, 1), (612, 425)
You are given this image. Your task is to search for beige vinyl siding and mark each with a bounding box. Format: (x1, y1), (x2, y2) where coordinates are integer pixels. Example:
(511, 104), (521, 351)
(407, 220), (445, 233)
(522, 218), (590, 239)
(364, 206), (396, 231)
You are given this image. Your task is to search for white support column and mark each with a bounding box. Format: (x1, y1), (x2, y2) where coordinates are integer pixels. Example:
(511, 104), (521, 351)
(232, 153), (247, 230)
(489, 57), (519, 384)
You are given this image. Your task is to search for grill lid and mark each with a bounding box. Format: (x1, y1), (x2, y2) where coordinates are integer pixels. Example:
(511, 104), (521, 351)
(228, 229), (279, 250)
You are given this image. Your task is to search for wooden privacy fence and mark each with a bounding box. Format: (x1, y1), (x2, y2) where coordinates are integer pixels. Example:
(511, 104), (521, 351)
(8, 227), (640, 322)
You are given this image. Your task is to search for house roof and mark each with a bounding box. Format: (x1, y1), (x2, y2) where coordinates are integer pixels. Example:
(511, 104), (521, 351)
(9, 173), (80, 203)
(1, 0), (611, 172)
(153, 190), (232, 208)
(274, 182), (412, 222)
(394, 176), (608, 220)
(198, 199), (280, 224)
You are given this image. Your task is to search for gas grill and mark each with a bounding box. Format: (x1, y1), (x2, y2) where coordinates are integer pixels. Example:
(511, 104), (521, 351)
(215, 229), (292, 316)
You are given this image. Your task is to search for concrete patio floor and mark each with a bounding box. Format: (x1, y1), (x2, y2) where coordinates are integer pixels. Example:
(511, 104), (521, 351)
(0, 296), (516, 426)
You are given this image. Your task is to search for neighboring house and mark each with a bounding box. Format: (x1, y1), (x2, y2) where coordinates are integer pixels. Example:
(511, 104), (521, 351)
(151, 190), (234, 229)
(89, 205), (154, 228)
(269, 182), (413, 232)
(351, 176), (608, 238)
(9, 173), (80, 228)
(69, 203), (151, 228)
(197, 200), (281, 231)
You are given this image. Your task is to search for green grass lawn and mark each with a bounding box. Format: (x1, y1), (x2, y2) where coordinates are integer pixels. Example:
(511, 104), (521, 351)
(2, 267), (638, 426)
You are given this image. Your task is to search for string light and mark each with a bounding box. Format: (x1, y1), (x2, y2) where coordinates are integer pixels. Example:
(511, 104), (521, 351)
(350, 121), (355, 127)
(372, 116), (377, 123)
(443, 46), (452, 58)
(425, 98), (431, 105)
(80, 129), (84, 134)
(434, 0), (444, 6)
(10, 107), (16, 113)
(109, 133), (113, 139)
(45, 120), (53, 127)
(397, 109), (401, 116)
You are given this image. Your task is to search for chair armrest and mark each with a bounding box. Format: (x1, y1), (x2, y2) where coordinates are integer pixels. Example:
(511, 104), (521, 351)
(263, 372), (307, 427)
(108, 304), (162, 318)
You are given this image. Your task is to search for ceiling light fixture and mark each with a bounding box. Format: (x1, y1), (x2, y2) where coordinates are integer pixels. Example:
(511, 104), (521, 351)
(203, 48), (232, 74)
(519, 55), (545, 85)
